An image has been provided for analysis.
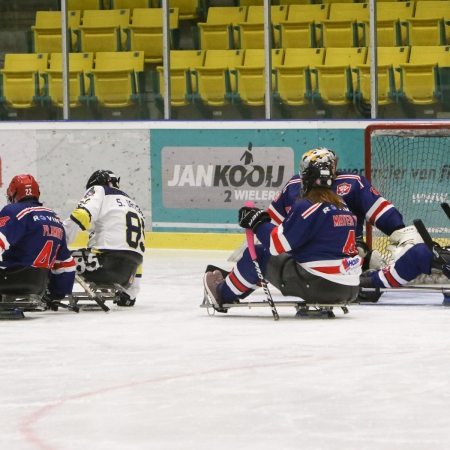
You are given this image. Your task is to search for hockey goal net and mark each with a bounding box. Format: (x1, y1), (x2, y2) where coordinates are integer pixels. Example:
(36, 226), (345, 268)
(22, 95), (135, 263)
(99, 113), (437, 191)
(365, 123), (450, 266)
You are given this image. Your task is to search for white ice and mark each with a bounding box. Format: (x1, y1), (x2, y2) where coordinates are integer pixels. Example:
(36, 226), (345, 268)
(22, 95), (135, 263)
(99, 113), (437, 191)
(1, 249), (450, 450)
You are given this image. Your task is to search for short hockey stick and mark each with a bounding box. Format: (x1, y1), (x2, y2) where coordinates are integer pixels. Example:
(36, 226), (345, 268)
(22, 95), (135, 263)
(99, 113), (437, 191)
(75, 274), (110, 313)
(413, 219), (434, 249)
(441, 202), (450, 221)
(42, 293), (80, 313)
(413, 219), (447, 264)
(245, 201), (279, 321)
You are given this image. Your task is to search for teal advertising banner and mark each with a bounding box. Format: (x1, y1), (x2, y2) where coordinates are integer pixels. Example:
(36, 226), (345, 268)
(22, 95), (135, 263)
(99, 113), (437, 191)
(151, 126), (365, 232)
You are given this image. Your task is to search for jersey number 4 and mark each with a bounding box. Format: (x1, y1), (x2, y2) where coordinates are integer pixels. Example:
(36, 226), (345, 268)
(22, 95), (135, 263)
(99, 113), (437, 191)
(33, 240), (59, 268)
(343, 230), (357, 256)
(126, 211), (145, 252)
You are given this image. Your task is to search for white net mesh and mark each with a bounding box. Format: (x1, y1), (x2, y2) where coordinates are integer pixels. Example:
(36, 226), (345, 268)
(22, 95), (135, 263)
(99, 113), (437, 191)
(367, 125), (450, 284)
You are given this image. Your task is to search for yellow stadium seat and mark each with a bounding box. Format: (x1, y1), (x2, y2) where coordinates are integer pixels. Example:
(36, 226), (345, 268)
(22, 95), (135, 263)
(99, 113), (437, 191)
(123, 8), (179, 64)
(88, 51), (145, 108)
(44, 52), (94, 107)
(363, 1), (414, 47)
(278, 0), (314, 5)
(235, 5), (288, 49)
(166, 0), (204, 21)
(74, 9), (131, 52)
(353, 46), (410, 106)
(0, 53), (48, 109)
(196, 7), (247, 50)
(404, 1), (450, 46)
(274, 47), (324, 106)
(192, 49), (245, 106)
(319, 3), (369, 48)
(397, 45), (450, 105)
(32, 10), (81, 53)
(311, 46), (367, 106)
(232, 48), (284, 106)
(276, 4), (329, 49)
(67, 0), (102, 13)
(111, 0), (151, 9)
(154, 49), (205, 107)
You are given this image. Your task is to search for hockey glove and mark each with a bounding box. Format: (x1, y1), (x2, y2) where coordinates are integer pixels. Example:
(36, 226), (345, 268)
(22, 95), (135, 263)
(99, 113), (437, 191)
(356, 237), (370, 258)
(238, 207), (271, 232)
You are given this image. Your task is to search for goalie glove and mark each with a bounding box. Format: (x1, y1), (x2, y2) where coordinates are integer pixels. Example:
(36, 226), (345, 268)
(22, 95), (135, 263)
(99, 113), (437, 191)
(238, 207), (271, 232)
(356, 238), (383, 271)
(386, 225), (424, 265)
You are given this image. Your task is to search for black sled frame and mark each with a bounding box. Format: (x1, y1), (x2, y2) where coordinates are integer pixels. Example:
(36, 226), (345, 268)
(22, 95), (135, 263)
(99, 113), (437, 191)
(69, 274), (128, 313)
(68, 250), (143, 313)
(0, 267), (48, 319)
(201, 290), (354, 318)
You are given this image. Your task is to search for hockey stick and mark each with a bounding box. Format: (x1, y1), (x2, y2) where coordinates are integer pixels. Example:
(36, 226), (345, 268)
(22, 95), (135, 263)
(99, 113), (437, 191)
(75, 274), (110, 313)
(413, 219), (447, 265)
(245, 201), (280, 321)
(42, 293), (80, 313)
(413, 219), (434, 249)
(441, 202), (450, 221)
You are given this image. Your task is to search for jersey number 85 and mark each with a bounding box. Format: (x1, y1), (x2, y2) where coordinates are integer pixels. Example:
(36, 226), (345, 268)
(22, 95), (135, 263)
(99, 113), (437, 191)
(126, 211), (145, 253)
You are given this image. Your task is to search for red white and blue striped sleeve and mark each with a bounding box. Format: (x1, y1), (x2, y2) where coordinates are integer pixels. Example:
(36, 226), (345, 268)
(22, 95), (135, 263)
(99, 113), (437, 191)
(365, 197), (395, 227)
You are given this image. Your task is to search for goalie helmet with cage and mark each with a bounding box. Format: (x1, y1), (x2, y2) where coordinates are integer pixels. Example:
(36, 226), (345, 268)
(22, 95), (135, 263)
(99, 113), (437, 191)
(86, 170), (120, 190)
(6, 174), (40, 204)
(300, 147), (338, 176)
(300, 149), (336, 196)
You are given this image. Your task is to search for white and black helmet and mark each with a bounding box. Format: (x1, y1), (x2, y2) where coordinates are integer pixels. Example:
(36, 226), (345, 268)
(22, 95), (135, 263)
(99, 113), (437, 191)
(300, 148), (337, 196)
(300, 147), (338, 175)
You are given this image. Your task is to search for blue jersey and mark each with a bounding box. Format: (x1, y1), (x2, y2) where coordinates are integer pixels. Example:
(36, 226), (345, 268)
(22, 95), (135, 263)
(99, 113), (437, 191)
(0, 200), (75, 295)
(256, 198), (362, 285)
(267, 172), (405, 238)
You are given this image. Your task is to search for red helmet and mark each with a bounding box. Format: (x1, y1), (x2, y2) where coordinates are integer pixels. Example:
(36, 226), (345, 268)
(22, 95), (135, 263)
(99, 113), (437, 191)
(6, 174), (40, 203)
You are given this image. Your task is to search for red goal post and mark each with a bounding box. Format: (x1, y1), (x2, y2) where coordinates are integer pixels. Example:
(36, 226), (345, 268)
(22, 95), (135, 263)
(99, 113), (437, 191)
(364, 122), (450, 260)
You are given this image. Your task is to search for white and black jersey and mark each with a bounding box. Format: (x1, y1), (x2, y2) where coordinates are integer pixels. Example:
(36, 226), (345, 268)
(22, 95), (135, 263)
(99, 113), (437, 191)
(64, 185), (145, 255)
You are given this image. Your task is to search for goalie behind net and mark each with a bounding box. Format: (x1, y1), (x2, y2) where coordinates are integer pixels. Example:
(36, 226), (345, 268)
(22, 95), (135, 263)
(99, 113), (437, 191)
(365, 123), (450, 285)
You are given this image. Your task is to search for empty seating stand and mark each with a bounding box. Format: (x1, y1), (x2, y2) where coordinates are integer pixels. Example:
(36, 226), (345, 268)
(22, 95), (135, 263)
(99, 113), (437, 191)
(352, 46), (410, 117)
(363, 1), (414, 47)
(0, 53), (49, 109)
(318, 3), (369, 48)
(310, 47), (367, 117)
(192, 49), (244, 107)
(110, 0), (152, 9)
(67, 0), (103, 13)
(195, 6), (248, 50)
(396, 45), (450, 109)
(43, 52), (94, 108)
(405, 1), (450, 46)
(235, 5), (288, 49)
(154, 49), (206, 112)
(124, 8), (180, 64)
(32, 10), (81, 53)
(231, 48), (284, 112)
(74, 9), (131, 52)
(276, 4), (329, 49)
(87, 51), (149, 119)
(164, 0), (205, 21)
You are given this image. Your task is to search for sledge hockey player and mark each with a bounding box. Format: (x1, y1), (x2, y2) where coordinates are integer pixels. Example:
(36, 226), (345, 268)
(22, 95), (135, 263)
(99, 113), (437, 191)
(204, 155), (363, 311)
(359, 229), (450, 288)
(0, 174), (75, 306)
(267, 147), (406, 271)
(63, 170), (145, 307)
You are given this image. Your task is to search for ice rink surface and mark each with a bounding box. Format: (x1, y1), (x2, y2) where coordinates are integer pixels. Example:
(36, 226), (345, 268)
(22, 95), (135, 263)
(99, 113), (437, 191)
(2, 249), (450, 450)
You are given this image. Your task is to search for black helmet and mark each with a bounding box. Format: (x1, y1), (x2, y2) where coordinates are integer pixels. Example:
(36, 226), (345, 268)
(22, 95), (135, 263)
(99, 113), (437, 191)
(86, 170), (120, 190)
(301, 160), (334, 196)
